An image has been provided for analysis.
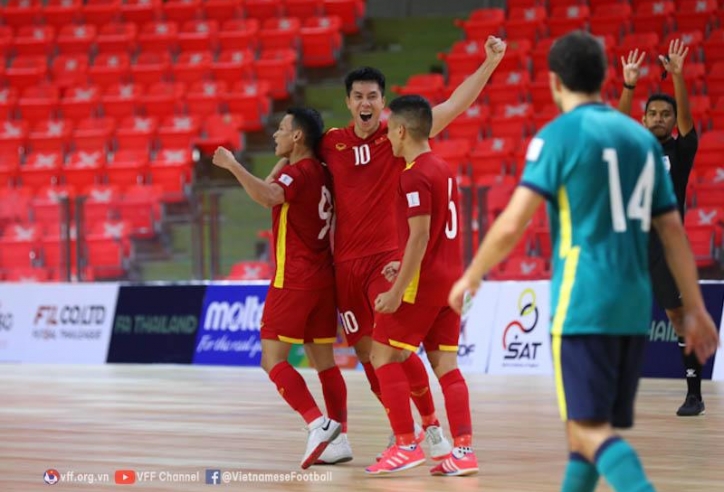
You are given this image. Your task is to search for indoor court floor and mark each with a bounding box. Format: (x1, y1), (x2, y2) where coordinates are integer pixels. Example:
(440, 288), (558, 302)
(0, 364), (721, 491)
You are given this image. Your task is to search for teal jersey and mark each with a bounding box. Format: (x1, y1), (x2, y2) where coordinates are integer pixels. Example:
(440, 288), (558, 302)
(520, 103), (677, 336)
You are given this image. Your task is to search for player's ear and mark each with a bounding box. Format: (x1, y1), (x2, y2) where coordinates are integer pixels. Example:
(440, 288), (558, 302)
(547, 71), (561, 92)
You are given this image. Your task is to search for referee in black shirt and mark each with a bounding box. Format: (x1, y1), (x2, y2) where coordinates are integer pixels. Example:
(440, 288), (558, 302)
(618, 39), (703, 416)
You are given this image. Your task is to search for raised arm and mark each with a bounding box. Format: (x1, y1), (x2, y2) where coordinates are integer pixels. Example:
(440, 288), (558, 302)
(660, 39), (694, 136)
(212, 147), (285, 209)
(430, 36), (506, 138)
(617, 49), (646, 116)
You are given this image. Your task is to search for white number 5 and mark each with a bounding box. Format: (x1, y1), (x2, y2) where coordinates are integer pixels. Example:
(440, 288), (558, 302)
(605, 149), (654, 233)
(445, 177), (458, 239)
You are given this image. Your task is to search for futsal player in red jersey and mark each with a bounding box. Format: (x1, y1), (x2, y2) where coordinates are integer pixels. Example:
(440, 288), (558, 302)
(301, 35), (506, 462)
(364, 95), (477, 476)
(212, 107), (347, 470)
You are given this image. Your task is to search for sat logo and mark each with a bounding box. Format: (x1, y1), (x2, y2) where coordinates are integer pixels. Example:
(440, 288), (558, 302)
(503, 288), (542, 360)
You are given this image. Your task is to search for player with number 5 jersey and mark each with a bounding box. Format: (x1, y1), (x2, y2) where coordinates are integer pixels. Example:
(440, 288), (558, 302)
(212, 108), (346, 470)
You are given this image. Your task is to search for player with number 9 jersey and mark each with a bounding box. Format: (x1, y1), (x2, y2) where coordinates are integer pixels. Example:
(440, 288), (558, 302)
(262, 157), (336, 344)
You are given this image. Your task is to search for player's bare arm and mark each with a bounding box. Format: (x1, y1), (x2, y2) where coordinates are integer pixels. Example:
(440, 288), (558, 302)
(374, 215), (431, 314)
(617, 49), (646, 116)
(660, 39), (694, 136)
(212, 146), (285, 209)
(429, 36), (506, 138)
(449, 187), (543, 313)
(653, 211), (720, 363)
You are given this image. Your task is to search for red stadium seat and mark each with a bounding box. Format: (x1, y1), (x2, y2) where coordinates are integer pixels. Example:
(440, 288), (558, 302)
(219, 19), (260, 52)
(131, 52), (172, 86)
(21, 152), (63, 189)
(64, 150), (106, 188)
(120, 0), (161, 24)
(444, 105), (489, 142)
(203, 0), (242, 20)
(245, 0), (284, 21)
(157, 115), (202, 148)
(253, 50), (298, 100)
(178, 20), (219, 53)
(118, 184), (162, 237)
(107, 149), (149, 186)
(430, 138), (472, 175)
(505, 7), (547, 41)
(631, 1), (674, 36)
(163, 0), (202, 23)
(102, 83), (141, 119)
(195, 113), (244, 154)
(675, 0), (717, 32)
(547, 5), (590, 37)
(212, 49), (256, 86)
(455, 9), (506, 39)
(3, 0), (42, 26)
(13, 26), (55, 57)
(186, 81), (226, 117)
(501, 256), (550, 280)
(470, 137), (514, 179)
(73, 116), (115, 152)
(0, 121), (29, 157)
(115, 116), (158, 151)
(96, 22), (138, 53)
(82, 184), (121, 223)
(227, 260), (273, 280)
(173, 51), (213, 85)
(300, 21), (343, 68)
(323, 0), (365, 34)
(0, 88), (19, 122)
(57, 24), (97, 55)
(703, 30), (724, 70)
(590, 4), (632, 38)
(82, 0), (122, 27)
(224, 81), (272, 131)
(141, 82), (184, 119)
(89, 53), (132, 89)
(7, 56), (48, 89)
(28, 120), (73, 154)
(285, 0), (324, 21)
(260, 17), (301, 51)
(60, 86), (101, 123)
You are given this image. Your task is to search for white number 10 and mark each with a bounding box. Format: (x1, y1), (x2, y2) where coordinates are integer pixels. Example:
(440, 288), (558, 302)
(604, 149), (654, 233)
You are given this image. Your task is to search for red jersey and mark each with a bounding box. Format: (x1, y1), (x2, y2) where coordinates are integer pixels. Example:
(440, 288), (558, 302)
(397, 151), (463, 306)
(270, 157), (334, 290)
(319, 122), (405, 262)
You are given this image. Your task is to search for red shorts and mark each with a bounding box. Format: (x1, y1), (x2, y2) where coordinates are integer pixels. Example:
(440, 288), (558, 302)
(373, 303), (460, 353)
(335, 250), (399, 346)
(260, 286), (337, 344)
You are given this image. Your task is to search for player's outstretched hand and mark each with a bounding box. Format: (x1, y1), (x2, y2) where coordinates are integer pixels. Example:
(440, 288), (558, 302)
(681, 307), (720, 365)
(374, 290), (402, 314)
(448, 275), (481, 315)
(620, 49), (646, 87)
(660, 39), (688, 76)
(380, 261), (400, 282)
(484, 36), (506, 65)
(212, 146), (237, 170)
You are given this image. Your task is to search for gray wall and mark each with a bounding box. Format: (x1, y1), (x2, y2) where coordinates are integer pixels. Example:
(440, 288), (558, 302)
(367, 0), (506, 18)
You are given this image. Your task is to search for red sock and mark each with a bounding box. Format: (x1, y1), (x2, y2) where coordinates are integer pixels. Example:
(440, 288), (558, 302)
(402, 352), (439, 428)
(268, 361), (322, 425)
(376, 362), (416, 444)
(318, 366), (348, 432)
(439, 369), (472, 443)
(362, 361), (383, 404)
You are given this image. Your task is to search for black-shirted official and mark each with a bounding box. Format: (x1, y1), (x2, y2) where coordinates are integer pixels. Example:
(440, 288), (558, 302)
(618, 39), (703, 417)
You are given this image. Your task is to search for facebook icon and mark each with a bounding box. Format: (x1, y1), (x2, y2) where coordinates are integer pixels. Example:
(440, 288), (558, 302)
(205, 469), (221, 485)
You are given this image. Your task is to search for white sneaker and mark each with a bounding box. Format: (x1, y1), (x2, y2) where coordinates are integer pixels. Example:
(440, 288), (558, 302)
(376, 422), (425, 461)
(301, 417), (341, 469)
(315, 433), (353, 465)
(424, 425), (452, 461)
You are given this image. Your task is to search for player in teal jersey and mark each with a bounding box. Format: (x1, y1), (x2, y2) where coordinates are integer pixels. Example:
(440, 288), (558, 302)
(449, 31), (719, 492)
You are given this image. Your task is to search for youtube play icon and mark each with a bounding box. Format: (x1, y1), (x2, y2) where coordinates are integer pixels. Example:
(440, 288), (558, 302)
(115, 470), (136, 485)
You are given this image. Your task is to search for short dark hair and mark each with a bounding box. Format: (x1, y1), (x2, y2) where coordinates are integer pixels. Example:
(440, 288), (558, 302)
(286, 107), (324, 150)
(645, 94), (677, 116)
(548, 31), (606, 94)
(344, 66), (386, 96)
(388, 95), (432, 141)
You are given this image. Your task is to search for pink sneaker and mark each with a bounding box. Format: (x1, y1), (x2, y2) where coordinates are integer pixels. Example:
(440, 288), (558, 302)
(429, 447), (479, 476)
(375, 423), (425, 462)
(365, 444), (426, 475)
